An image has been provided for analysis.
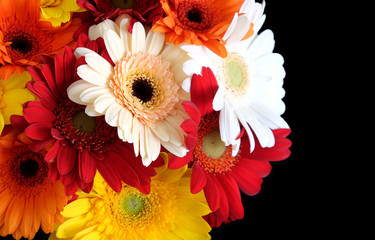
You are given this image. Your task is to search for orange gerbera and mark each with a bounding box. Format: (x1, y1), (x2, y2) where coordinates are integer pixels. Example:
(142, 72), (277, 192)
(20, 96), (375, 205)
(0, 0), (80, 80)
(0, 125), (68, 240)
(152, 0), (246, 57)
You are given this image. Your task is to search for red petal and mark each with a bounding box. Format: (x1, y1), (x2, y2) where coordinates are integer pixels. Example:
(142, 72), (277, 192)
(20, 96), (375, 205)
(204, 174), (221, 211)
(238, 158), (272, 178)
(41, 62), (61, 100)
(211, 176), (229, 221)
(54, 53), (66, 94)
(231, 166), (262, 196)
(30, 138), (55, 152)
(57, 144), (78, 175)
(48, 162), (59, 182)
(64, 46), (78, 87)
(45, 141), (61, 163)
(182, 101), (201, 125)
(27, 66), (45, 83)
(180, 119), (198, 134)
(10, 115), (29, 132)
(109, 151), (140, 188)
(97, 158), (122, 192)
(78, 149), (97, 183)
(217, 175), (244, 220)
(25, 123), (52, 141)
(23, 106), (56, 124)
(191, 164), (207, 194)
(27, 81), (57, 111)
(64, 182), (79, 196)
(168, 151), (192, 169)
(51, 128), (65, 140)
(185, 132), (197, 150)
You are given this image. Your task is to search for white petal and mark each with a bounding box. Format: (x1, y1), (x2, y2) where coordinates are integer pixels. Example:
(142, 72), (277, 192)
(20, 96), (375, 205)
(118, 16), (131, 52)
(219, 103), (240, 146)
(152, 121), (170, 142)
(118, 108), (133, 142)
(77, 65), (109, 87)
(74, 47), (97, 59)
(131, 22), (146, 53)
(212, 87), (225, 111)
(181, 77), (191, 93)
(67, 80), (95, 105)
(145, 30), (165, 56)
(223, 12), (239, 42)
(160, 140), (188, 158)
(165, 116), (185, 146)
(93, 93), (116, 114)
(254, 53), (285, 78)
(103, 29), (125, 64)
(80, 86), (112, 103)
(236, 110), (256, 152)
(85, 53), (114, 79)
(225, 15), (251, 45)
(144, 126), (161, 164)
(139, 122), (145, 158)
(104, 102), (123, 127)
(247, 30), (275, 59)
(182, 59), (203, 77)
(85, 104), (102, 117)
(131, 117), (141, 156)
(89, 19), (119, 40)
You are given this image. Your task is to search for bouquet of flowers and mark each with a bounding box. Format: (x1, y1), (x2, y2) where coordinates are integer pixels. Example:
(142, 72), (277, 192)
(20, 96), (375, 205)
(0, 0), (291, 239)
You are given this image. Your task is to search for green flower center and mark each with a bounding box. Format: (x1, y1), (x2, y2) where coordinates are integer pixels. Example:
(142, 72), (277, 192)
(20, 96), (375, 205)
(123, 195), (145, 216)
(72, 110), (96, 133)
(202, 130), (226, 159)
(227, 60), (244, 88)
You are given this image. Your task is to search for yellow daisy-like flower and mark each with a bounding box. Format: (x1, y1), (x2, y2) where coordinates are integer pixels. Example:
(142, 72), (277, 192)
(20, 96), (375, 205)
(40, 0), (85, 27)
(53, 153), (212, 240)
(0, 72), (35, 134)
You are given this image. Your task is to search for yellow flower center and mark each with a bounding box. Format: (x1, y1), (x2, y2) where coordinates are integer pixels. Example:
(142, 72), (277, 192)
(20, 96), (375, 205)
(215, 52), (250, 97)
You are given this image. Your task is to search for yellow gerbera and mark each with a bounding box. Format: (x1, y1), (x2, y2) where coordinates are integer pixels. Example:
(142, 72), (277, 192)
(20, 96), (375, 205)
(53, 153), (212, 240)
(0, 72), (35, 134)
(40, 0), (85, 27)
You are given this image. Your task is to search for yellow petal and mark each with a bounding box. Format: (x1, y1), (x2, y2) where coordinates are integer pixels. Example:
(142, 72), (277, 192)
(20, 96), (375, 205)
(56, 215), (89, 238)
(176, 199), (211, 216)
(61, 198), (93, 218)
(59, 0), (83, 11)
(80, 230), (102, 240)
(3, 72), (31, 92)
(0, 112), (4, 135)
(41, 6), (63, 18)
(72, 225), (98, 240)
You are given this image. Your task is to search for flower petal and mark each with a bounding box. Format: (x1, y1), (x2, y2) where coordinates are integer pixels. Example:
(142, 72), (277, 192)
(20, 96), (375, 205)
(57, 144), (77, 175)
(103, 29), (125, 64)
(131, 22), (146, 53)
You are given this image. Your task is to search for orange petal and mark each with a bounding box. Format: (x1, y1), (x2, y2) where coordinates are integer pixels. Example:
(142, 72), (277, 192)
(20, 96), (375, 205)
(0, 190), (13, 216)
(4, 195), (25, 233)
(19, 197), (34, 237)
(242, 23), (255, 40)
(163, 16), (176, 29)
(203, 39), (227, 58)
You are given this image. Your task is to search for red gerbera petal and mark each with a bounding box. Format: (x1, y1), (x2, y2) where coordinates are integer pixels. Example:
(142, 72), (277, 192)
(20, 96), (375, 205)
(25, 123), (52, 141)
(191, 164), (207, 194)
(23, 106), (56, 124)
(78, 149), (97, 183)
(57, 144), (77, 175)
(96, 158), (122, 193)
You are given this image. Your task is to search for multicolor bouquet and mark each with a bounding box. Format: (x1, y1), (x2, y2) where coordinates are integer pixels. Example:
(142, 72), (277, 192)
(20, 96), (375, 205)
(0, 0), (292, 239)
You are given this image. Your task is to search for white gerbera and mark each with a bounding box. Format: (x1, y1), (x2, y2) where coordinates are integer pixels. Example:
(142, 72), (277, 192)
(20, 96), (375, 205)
(67, 15), (191, 166)
(182, 0), (288, 153)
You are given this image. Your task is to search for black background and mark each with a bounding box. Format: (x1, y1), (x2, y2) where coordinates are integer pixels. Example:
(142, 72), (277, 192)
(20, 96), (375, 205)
(1, 1), (325, 239)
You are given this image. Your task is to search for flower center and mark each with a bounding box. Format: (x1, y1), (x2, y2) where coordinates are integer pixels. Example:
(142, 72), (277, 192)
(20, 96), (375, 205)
(177, 0), (218, 32)
(130, 74), (159, 106)
(122, 194), (145, 216)
(111, 0), (134, 9)
(54, 98), (117, 152)
(110, 52), (179, 126)
(193, 112), (239, 174)
(4, 29), (39, 59)
(11, 146), (49, 188)
(215, 53), (250, 97)
(72, 110), (96, 133)
(19, 158), (40, 179)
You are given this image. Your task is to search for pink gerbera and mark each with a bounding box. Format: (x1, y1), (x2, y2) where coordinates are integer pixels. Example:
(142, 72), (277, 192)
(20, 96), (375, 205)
(22, 42), (158, 196)
(169, 67), (292, 226)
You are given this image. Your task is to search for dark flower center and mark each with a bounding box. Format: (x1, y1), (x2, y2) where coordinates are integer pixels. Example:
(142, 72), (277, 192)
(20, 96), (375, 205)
(111, 0), (135, 9)
(10, 35), (34, 54)
(19, 159), (40, 179)
(131, 78), (155, 104)
(72, 110), (97, 133)
(186, 8), (202, 23)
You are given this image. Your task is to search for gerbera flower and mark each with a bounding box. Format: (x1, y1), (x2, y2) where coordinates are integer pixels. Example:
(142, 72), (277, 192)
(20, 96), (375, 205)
(169, 68), (292, 226)
(183, 27), (289, 153)
(0, 0), (80, 80)
(23, 44), (157, 196)
(53, 153), (212, 240)
(68, 15), (191, 166)
(152, 0), (251, 57)
(0, 126), (68, 240)
(0, 71), (35, 135)
(40, 0), (85, 27)
(76, 0), (163, 32)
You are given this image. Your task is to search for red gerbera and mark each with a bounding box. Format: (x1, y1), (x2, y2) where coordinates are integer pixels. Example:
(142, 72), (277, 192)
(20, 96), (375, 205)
(169, 67), (292, 227)
(76, 0), (163, 33)
(22, 41), (158, 196)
